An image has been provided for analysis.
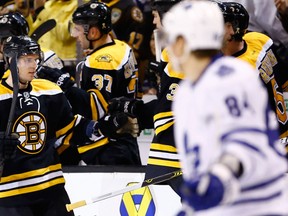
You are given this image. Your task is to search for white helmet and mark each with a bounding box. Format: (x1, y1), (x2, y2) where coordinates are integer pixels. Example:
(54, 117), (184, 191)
(162, 0), (224, 51)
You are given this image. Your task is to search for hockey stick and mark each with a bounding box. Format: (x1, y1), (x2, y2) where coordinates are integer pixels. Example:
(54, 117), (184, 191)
(30, 19), (56, 41)
(0, 56), (19, 178)
(153, 29), (162, 62)
(66, 169), (183, 212)
(5, 56), (19, 136)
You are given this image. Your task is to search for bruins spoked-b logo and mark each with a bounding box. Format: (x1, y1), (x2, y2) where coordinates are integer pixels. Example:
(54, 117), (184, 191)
(13, 111), (47, 154)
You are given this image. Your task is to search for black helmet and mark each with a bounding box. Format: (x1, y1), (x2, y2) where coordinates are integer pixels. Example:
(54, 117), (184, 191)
(72, 1), (112, 34)
(151, 0), (181, 19)
(0, 12), (29, 40)
(217, 2), (249, 40)
(3, 35), (43, 61)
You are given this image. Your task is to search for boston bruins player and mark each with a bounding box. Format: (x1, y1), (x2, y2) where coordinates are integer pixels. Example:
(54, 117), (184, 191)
(64, 1), (142, 165)
(0, 35), (137, 215)
(216, 2), (288, 148)
(108, 0), (184, 195)
(88, 0), (153, 87)
(0, 12), (64, 78)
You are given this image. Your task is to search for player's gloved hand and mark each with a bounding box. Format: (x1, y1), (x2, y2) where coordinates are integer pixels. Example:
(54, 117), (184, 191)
(148, 60), (163, 76)
(36, 66), (75, 92)
(180, 163), (240, 211)
(86, 113), (139, 140)
(108, 97), (143, 117)
(0, 132), (20, 160)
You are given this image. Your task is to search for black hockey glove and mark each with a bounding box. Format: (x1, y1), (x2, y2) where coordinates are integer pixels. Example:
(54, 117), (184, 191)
(108, 97), (144, 117)
(0, 132), (20, 160)
(148, 60), (164, 76)
(86, 113), (139, 139)
(36, 66), (75, 92)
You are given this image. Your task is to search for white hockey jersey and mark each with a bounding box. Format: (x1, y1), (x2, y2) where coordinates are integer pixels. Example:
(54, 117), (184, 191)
(173, 56), (288, 216)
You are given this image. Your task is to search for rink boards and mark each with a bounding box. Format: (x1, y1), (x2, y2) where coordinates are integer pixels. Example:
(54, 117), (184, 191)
(63, 166), (181, 216)
(63, 111), (182, 216)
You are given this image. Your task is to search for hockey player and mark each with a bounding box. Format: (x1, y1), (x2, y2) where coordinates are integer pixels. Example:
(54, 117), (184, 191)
(95, 0), (153, 87)
(44, 1), (142, 165)
(216, 2), (288, 148)
(0, 12), (29, 78)
(160, 1), (288, 215)
(108, 0), (184, 194)
(0, 35), (137, 215)
(0, 12), (65, 77)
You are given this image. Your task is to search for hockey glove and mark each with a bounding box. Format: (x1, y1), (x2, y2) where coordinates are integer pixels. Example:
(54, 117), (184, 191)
(180, 163), (240, 211)
(108, 97), (144, 117)
(36, 66), (75, 92)
(86, 113), (139, 140)
(0, 132), (20, 160)
(148, 60), (164, 76)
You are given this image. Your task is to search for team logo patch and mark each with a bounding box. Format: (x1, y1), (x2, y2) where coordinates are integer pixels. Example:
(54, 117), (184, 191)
(111, 8), (122, 24)
(13, 111), (47, 154)
(120, 184), (156, 216)
(95, 54), (113, 62)
(131, 6), (143, 23)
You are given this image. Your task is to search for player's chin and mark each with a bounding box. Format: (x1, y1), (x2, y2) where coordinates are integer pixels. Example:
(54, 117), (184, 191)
(28, 73), (36, 80)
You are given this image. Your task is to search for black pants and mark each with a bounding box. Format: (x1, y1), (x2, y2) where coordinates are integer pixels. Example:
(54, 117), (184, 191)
(0, 191), (74, 216)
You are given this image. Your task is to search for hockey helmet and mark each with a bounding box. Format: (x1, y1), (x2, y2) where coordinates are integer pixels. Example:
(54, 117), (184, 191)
(72, 1), (112, 34)
(217, 1), (249, 40)
(161, 1), (224, 51)
(0, 12), (29, 40)
(151, 0), (181, 19)
(3, 35), (43, 61)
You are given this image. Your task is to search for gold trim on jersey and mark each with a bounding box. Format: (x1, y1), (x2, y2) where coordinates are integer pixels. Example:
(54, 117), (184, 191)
(78, 137), (109, 154)
(154, 111), (174, 135)
(0, 177), (65, 198)
(148, 143), (180, 168)
(56, 115), (83, 153)
(150, 143), (177, 153)
(88, 89), (108, 121)
(147, 158), (181, 168)
(0, 164), (64, 198)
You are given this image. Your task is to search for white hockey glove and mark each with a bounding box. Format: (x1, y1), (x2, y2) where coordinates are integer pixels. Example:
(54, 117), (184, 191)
(180, 163), (240, 211)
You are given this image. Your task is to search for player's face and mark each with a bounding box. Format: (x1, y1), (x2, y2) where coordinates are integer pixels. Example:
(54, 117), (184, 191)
(152, 10), (162, 29)
(17, 54), (40, 82)
(70, 23), (90, 49)
(222, 22), (234, 49)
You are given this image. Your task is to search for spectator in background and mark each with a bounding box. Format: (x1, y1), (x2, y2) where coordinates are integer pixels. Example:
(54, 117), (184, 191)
(275, 0), (288, 33)
(24, 0), (78, 62)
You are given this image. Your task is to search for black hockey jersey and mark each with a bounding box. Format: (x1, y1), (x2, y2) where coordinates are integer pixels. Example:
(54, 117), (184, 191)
(145, 48), (184, 178)
(80, 39), (141, 100)
(0, 77), (90, 206)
